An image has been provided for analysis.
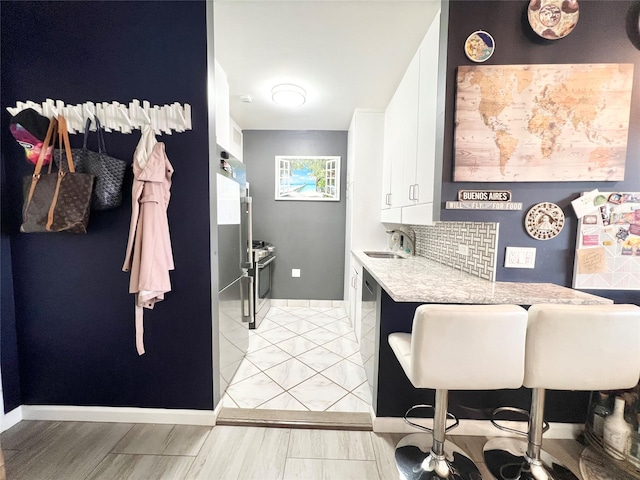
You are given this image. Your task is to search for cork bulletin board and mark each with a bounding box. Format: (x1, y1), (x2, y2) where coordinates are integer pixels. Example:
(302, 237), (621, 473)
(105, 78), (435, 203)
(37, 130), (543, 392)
(572, 192), (640, 290)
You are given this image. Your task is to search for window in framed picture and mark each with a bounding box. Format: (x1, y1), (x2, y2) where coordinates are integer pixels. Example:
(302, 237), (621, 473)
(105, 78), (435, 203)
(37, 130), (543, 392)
(275, 156), (341, 201)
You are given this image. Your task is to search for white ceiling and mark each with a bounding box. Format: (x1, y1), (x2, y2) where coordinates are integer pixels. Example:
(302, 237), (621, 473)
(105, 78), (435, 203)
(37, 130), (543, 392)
(214, 1), (440, 131)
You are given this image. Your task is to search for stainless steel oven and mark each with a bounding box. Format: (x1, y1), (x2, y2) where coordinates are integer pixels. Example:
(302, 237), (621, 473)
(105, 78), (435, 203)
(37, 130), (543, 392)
(249, 241), (275, 329)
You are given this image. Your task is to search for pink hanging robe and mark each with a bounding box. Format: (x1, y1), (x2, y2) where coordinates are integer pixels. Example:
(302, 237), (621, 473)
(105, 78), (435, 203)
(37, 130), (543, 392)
(123, 125), (175, 355)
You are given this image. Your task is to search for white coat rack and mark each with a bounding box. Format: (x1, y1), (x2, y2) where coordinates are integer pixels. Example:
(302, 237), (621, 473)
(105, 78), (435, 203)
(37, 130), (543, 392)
(6, 99), (192, 136)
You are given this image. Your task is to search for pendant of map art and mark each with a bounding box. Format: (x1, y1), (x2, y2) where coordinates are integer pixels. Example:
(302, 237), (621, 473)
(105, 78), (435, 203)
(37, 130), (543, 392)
(528, 0), (579, 40)
(464, 30), (495, 63)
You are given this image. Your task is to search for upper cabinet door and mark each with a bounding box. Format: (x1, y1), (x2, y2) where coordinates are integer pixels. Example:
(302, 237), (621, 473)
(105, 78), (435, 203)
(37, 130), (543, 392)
(393, 54), (420, 210)
(229, 116), (243, 162)
(215, 60), (230, 151)
(380, 7), (443, 226)
(381, 98), (396, 211)
(414, 11), (440, 207)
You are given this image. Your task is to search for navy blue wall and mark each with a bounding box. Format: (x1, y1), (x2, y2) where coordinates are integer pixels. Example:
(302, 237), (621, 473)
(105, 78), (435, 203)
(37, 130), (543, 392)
(1, 1), (214, 410)
(440, 1), (640, 305)
(1, 155), (21, 412)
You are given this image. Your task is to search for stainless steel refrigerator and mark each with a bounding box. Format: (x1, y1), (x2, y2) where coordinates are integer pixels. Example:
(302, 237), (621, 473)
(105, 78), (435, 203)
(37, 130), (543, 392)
(216, 153), (252, 402)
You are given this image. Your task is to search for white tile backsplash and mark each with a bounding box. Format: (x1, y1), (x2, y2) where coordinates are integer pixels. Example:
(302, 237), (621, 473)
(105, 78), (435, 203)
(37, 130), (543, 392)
(411, 221), (499, 281)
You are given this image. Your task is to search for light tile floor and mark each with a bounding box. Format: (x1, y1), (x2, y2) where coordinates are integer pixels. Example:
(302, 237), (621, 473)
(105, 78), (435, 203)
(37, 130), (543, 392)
(222, 305), (372, 413)
(2, 420), (590, 480)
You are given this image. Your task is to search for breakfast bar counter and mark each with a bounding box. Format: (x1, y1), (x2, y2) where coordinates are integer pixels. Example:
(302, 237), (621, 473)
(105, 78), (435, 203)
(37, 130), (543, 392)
(351, 250), (614, 429)
(353, 250), (613, 305)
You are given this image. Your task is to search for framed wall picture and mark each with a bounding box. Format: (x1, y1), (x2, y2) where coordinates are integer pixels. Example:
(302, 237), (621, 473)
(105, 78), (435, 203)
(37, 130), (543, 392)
(275, 156), (341, 201)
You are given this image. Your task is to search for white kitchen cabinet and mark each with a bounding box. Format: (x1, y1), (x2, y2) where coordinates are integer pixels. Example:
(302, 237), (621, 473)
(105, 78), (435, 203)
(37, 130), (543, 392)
(228, 116), (243, 162)
(380, 10), (442, 226)
(394, 54), (420, 210)
(344, 110), (388, 311)
(214, 60), (230, 152)
(380, 59), (417, 223)
(215, 61), (245, 162)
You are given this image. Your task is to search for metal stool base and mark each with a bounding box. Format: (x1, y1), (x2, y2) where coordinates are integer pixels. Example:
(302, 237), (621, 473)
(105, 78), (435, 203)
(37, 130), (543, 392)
(483, 437), (579, 480)
(396, 433), (482, 480)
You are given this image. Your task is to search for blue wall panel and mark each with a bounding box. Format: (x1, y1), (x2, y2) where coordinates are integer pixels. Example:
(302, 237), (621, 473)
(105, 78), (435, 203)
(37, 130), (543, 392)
(1, 1), (214, 410)
(440, 1), (640, 305)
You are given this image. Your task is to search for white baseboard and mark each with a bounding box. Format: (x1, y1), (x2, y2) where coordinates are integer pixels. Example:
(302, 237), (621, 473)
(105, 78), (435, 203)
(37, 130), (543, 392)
(21, 405), (218, 426)
(372, 417), (582, 439)
(1, 406), (23, 432)
(6, 403), (583, 439)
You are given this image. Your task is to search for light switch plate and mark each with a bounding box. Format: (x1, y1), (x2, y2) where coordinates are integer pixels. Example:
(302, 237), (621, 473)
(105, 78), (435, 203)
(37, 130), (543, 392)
(292, 269), (301, 277)
(505, 247), (536, 269)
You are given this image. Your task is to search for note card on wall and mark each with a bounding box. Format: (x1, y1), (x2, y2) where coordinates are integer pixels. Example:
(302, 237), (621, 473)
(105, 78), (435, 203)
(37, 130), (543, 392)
(576, 248), (607, 274)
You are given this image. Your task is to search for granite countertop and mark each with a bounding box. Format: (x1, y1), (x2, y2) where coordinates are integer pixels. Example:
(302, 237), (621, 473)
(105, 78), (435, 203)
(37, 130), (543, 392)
(353, 251), (613, 306)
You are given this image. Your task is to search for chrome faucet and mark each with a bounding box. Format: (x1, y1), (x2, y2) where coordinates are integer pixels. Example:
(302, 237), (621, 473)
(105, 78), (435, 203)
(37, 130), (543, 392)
(387, 228), (415, 256)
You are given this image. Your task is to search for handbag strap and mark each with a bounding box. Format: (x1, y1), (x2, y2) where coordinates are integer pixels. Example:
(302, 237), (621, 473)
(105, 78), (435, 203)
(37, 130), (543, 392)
(46, 170), (65, 231)
(46, 117), (76, 231)
(32, 117), (57, 176)
(25, 117), (58, 207)
(82, 118), (91, 150)
(95, 116), (106, 153)
(82, 116), (107, 154)
(57, 116), (75, 173)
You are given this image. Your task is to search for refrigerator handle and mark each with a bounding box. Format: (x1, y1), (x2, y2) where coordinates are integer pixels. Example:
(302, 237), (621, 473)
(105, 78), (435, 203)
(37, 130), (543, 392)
(241, 274), (254, 322)
(242, 196), (253, 268)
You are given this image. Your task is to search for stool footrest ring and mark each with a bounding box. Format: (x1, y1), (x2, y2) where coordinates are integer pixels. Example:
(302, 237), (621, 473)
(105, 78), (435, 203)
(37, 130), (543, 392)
(490, 406), (549, 437)
(403, 404), (460, 433)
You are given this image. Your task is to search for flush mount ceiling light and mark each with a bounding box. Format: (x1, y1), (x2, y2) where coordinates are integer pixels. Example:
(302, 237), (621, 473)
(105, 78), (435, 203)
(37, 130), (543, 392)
(271, 84), (306, 107)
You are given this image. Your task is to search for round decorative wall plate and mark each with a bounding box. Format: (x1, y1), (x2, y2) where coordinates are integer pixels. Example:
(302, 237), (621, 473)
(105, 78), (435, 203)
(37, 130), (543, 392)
(525, 202), (565, 240)
(464, 30), (495, 62)
(528, 0), (579, 40)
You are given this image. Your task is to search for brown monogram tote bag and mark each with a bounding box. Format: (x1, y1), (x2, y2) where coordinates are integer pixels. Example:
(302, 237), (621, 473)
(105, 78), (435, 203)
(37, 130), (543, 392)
(21, 116), (94, 233)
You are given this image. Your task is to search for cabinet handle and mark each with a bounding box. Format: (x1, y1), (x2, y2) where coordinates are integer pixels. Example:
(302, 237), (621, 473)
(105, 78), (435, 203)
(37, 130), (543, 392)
(386, 193), (391, 206)
(409, 185), (414, 201)
(413, 184), (419, 201)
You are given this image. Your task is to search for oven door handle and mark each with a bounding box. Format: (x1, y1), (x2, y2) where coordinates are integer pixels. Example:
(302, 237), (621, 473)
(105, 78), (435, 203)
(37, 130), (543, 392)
(257, 255), (276, 269)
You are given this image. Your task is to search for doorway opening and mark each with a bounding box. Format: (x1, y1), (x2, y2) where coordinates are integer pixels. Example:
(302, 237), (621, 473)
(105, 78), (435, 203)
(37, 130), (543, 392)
(218, 303), (373, 430)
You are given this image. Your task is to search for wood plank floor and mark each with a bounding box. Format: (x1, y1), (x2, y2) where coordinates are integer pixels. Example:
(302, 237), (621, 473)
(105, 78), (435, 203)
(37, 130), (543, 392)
(2, 419), (590, 480)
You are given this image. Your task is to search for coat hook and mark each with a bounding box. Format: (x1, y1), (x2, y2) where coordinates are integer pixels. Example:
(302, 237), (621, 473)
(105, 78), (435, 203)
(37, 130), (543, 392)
(8, 99), (191, 134)
(84, 104), (95, 121)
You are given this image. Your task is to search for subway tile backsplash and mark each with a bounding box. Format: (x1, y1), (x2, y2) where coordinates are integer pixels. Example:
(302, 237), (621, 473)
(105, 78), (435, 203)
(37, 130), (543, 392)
(411, 222), (499, 281)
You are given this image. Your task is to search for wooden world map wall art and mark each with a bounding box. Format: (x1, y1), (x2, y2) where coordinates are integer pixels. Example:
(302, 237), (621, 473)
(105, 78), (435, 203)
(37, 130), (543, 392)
(453, 63), (634, 182)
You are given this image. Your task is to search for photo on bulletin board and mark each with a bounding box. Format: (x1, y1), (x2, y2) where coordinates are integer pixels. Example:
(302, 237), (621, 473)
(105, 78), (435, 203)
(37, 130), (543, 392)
(453, 63), (634, 182)
(274, 156), (340, 201)
(572, 191), (640, 290)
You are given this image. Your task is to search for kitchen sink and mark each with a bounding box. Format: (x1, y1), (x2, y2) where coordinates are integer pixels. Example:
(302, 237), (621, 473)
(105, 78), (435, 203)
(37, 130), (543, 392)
(364, 251), (406, 259)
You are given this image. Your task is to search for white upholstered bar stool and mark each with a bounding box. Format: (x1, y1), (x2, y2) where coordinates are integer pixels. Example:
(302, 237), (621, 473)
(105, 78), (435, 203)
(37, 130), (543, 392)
(389, 304), (528, 480)
(484, 303), (640, 480)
